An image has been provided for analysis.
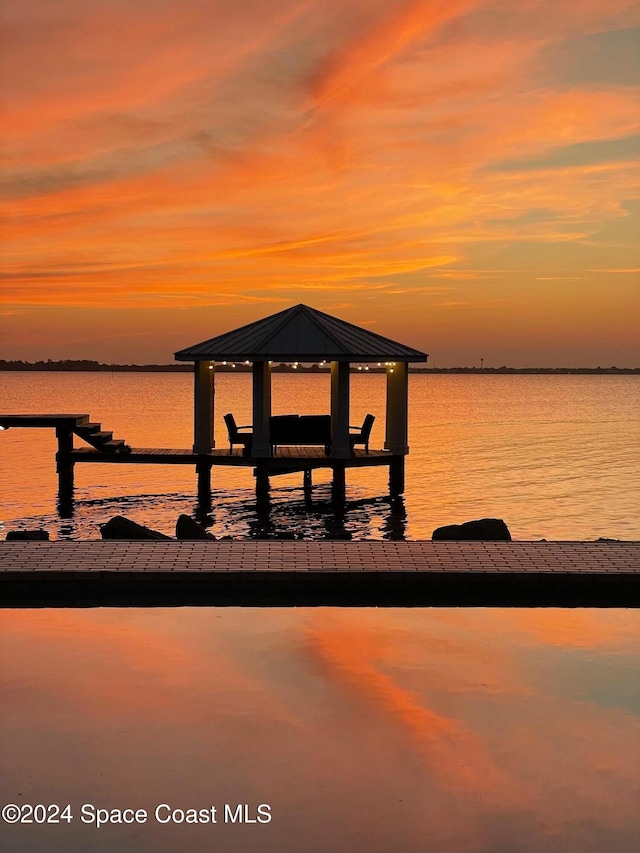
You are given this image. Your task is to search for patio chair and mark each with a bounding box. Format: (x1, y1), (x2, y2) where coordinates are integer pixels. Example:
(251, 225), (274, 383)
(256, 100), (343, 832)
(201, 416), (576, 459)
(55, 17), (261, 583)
(349, 414), (375, 454)
(223, 413), (253, 456)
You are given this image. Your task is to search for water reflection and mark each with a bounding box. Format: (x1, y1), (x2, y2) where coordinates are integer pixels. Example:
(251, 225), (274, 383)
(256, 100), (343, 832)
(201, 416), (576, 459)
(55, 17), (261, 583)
(381, 497), (407, 540)
(238, 485), (404, 541)
(1, 607), (638, 853)
(5, 484), (412, 542)
(56, 484), (75, 520)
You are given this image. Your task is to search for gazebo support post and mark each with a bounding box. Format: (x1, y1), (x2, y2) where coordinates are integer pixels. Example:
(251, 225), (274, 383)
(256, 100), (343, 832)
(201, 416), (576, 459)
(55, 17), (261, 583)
(193, 361), (214, 453)
(252, 361), (271, 457)
(385, 362), (409, 454)
(330, 360), (350, 458)
(385, 362), (408, 496)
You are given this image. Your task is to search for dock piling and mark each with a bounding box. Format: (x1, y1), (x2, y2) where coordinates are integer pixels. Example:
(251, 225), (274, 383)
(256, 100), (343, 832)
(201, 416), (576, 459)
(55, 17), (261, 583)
(196, 459), (212, 508)
(55, 424), (75, 505)
(303, 469), (312, 492)
(332, 462), (346, 503)
(389, 456), (405, 496)
(255, 463), (270, 504)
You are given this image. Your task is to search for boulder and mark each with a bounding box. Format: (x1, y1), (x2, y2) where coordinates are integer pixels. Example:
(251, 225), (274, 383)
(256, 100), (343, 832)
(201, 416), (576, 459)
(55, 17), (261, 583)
(175, 514), (216, 540)
(5, 529), (50, 541)
(432, 518), (511, 541)
(100, 515), (170, 540)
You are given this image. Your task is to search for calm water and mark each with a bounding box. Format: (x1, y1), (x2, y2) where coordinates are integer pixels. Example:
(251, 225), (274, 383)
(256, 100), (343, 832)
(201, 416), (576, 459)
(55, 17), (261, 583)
(1, 373), (639, 851)
(1, 372), (639, 540)
(1, 607), (639, 852)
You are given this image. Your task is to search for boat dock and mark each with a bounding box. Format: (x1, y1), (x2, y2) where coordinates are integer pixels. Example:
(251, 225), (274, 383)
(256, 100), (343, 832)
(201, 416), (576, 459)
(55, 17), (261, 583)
(1, 540), (638, 608)
(0, 308), (434, 507)
(0, 413), (405, 511)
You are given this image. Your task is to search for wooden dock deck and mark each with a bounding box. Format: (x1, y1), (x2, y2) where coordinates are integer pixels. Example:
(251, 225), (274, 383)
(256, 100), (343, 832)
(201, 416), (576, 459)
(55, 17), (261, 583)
(71, 445), (392, 467)
(0, 413), (405, 505)
(1, 541), (638, 608)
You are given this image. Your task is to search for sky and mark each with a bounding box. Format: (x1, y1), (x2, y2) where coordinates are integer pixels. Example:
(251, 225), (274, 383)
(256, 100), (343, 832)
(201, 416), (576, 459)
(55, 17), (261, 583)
(1, 0), (639, 366)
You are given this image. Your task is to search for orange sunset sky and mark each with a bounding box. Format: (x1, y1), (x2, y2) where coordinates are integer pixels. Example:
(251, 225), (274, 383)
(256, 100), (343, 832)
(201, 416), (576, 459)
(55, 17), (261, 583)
(1, 0), (639, 366)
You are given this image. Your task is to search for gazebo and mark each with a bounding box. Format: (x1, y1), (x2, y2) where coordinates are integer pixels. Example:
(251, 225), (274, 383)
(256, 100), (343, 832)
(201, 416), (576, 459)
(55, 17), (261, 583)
(175, 304), (428, 499)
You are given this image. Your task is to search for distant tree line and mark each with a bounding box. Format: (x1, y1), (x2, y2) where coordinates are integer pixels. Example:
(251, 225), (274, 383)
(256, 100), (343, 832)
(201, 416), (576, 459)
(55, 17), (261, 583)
(0, 359), (637, 374)
(0, 359), (192, 372)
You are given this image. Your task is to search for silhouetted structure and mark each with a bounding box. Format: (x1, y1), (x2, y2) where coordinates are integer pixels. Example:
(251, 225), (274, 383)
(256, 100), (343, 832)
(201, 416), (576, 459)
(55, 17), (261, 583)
(174, 304), (428, 499)
(0, 304), (428, 507)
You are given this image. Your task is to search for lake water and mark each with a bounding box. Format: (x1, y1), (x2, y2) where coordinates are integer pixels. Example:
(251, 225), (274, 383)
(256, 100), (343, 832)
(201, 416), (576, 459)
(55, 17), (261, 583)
(1, 372), (639, 852)
(1, 372), (639, 540)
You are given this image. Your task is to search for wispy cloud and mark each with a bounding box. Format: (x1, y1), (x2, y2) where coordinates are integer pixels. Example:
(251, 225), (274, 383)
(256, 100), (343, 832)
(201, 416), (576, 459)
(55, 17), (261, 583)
(1, 0), (639, 363)
(487, 133), (640, 173)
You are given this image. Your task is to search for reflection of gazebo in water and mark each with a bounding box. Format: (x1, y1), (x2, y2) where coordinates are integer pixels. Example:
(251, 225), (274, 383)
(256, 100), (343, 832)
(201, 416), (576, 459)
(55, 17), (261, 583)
(175, 304), (428, 500)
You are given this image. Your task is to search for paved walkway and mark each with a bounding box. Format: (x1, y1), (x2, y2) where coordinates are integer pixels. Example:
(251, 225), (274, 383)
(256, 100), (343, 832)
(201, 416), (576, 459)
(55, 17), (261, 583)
(1, 541), (638, 607)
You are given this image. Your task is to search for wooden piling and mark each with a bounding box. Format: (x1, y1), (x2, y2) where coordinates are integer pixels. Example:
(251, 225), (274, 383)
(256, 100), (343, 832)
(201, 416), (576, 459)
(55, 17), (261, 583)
(332, 462), (346, 503)
(55, 424), (75, 504)
(196, 459), (212, 508)
(389, 456), (405, 496)
(255, 463), (270, 504)
(303, 469), (312, 491)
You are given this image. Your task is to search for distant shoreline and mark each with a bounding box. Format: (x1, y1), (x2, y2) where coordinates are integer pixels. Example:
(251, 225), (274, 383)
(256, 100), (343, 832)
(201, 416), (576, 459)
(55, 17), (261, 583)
(1, 361), (638, 375)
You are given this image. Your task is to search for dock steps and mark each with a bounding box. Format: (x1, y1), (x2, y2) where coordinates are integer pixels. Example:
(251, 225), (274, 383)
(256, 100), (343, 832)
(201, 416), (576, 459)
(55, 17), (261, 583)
(102, 439), (128, 451)
(79, 429), (112, 441)
(0, 414), (130, 454)
(72, 420), (129, 453)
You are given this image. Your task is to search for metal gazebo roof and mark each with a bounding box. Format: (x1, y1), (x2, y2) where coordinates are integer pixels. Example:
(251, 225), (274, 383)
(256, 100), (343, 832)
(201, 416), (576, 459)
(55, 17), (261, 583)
(174, 304), (428, 363)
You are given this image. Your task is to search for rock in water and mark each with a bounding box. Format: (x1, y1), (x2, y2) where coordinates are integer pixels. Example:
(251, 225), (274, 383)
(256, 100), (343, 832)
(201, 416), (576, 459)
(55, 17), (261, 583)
(100, 515), (170, 540)
(6, 529), (50, 541)
(175, 514), (216, 540)
(432, 518), (511, 541)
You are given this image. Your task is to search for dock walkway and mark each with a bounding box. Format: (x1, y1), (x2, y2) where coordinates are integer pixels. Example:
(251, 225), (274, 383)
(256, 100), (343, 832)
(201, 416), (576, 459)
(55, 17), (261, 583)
(0, 413), (404, 504)
(1, 541), (638, 607)
(70, 445), (391, 467)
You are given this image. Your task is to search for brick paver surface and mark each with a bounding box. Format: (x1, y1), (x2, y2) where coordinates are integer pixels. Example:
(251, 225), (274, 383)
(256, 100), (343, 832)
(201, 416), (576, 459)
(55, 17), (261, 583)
(1, 541), (638, 574)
